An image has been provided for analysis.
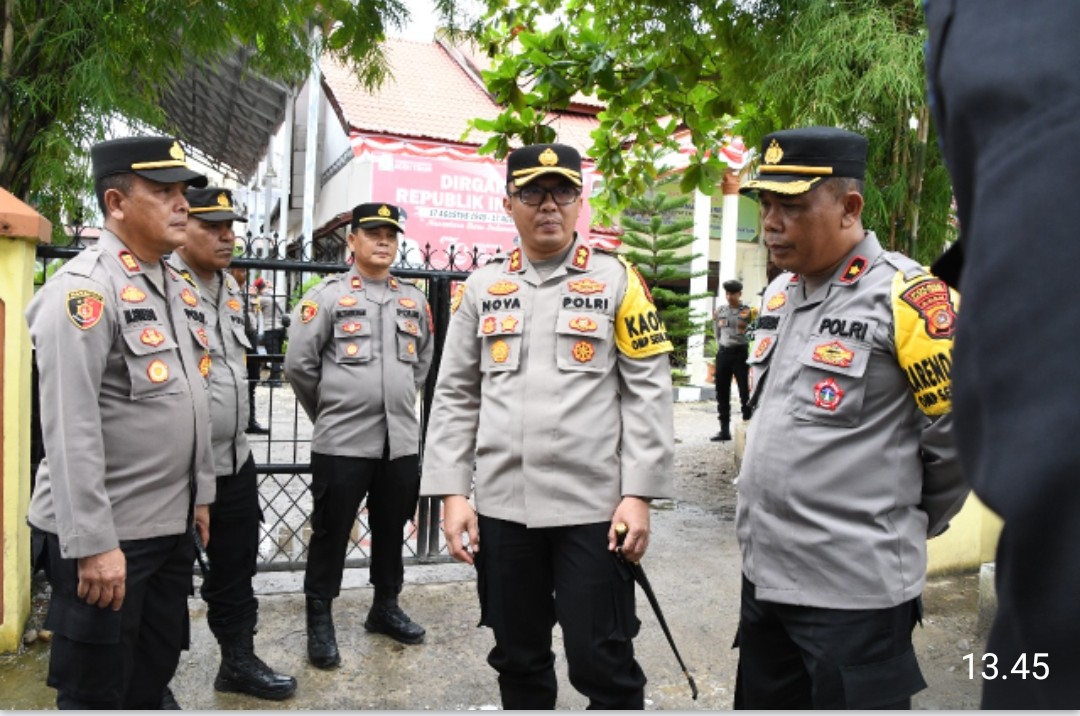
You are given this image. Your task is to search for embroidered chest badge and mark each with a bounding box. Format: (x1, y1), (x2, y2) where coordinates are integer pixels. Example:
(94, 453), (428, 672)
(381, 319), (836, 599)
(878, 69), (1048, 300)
(180, 288), (198, 307)
(812, 341), (855, 368)
(491, 339), (510, 363)
(399, 297), (418, 308)
(140, 327), (166, 347)
(569, 316), (598, 333)
(66, 289), (105, 330)
(567, 278), (606, 295)
(488, 280), (520, 296)
(339, 295), (358, 307)
(766, 292), (787, 311)
(226, 298), (242, 312)
(199, 354), (211, 378)
(482, 316), (498, 335)
(147, 359), (170, 383)
(121, 285), (146, 303)
(501, 315), (519, 332)
(572, 340), (595, 363)
(341, 321), (362, 334)
(753, 336), (773, 359)
(813, 378), (844, 411)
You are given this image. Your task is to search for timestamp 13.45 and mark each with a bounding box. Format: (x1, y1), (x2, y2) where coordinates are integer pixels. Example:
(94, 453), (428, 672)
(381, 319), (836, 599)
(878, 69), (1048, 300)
(963, 652), (1050, 680)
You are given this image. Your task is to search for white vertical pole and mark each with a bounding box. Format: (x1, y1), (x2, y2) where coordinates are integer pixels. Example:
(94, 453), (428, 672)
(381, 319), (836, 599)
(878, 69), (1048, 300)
(687, 189), (712, 386)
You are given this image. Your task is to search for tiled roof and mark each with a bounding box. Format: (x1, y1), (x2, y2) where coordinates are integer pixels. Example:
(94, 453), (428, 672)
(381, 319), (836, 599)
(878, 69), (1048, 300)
(321, 38), (598, 156)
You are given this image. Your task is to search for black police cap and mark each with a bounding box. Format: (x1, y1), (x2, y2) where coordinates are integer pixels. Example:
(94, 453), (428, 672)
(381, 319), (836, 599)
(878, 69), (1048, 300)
(506, 143), (582, 187)
(722, 279), (743, 293)
(186, 187), (247, 223)
(741, 127), (867, 196)
(91, 136), (207, 188)
(351, 202), (404, 233)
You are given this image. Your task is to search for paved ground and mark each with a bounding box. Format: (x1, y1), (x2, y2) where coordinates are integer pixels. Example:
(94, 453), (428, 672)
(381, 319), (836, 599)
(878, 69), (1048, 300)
(1, 401), (984, 710)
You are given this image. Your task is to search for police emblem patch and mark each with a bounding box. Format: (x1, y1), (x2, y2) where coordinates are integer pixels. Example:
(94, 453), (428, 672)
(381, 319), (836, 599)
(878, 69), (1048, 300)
(345, 343), (359, 356)
(813, 378), (844, 411)
(199, 354), (211, 378)
(753, 336), (773, 359)
(399, 298), (418, 308)
(812, 341), (855, 368)
(226, 298), (242, 312)
(147, 359), (170, 383)
(572, 340), (595, 363)
(341, 321), (362, 334)
(569, 316), (598, 333)
(491, 339), (510, 363)
(539, 147), (559, 166)
(300, 301), (319, 323)
(118, 250), (141, 273)
(488, 281), (520, 296)
(66, 289), (105, 330)
(140, 327), (166, 347)
(766, 292), (787, 311)
(567, 278), (606, 295)
(764, 138), (784, 165)
(403, 320), (420, 336)
(180, 288), (198, 307)
(501, 315), (519, 333)
(121, 285), (146, 303)
(900, 279), (956, 339)
(482, 316), (497, 335)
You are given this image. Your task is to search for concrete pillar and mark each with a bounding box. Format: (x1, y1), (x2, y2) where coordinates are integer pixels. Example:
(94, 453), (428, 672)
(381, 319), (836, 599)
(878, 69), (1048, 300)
(686, 189), (712, 386)
(719, 169), (741, 284)
(0, 189), (52, 653)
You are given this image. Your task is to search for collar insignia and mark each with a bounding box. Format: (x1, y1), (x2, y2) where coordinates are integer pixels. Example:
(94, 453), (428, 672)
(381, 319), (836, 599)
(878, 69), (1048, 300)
(571, 245), (590, 270)
(839, 255), (868, 284)
(118, 250), (140, 274)
(351, 276), (363, 290)
(508, 248), (523, 273)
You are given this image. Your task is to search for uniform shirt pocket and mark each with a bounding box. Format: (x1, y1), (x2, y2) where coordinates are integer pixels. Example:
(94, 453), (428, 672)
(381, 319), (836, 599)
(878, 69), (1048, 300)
(121, 326), (185, 399)
(333, 318), (373, 363)
(791, 333), (872, 427)
(555, 309), (611, 373)
(478, 312), (523, 373)
(230, 320), (253, 350)
(396, 316), (422, 363)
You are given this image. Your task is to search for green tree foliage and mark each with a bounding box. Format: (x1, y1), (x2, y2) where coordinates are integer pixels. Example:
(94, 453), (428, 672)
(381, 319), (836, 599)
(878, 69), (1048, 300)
(618, 179), (710, 368)
(469, 0), (954, 264)
(1, 0), (465, 231)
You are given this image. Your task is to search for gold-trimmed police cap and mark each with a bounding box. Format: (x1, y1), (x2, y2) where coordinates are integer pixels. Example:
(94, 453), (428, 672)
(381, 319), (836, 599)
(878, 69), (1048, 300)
(506, 143), (582, 187)
(741, 127), (867, 196)
(186, 187), (247, 223)
(91, 136), (208, 188)
(351, 202), (404, 233)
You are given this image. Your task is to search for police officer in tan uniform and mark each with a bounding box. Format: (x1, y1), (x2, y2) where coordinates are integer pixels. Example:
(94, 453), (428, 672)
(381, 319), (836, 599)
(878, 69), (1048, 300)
(733, 127), (968, 709)
(421, 144), (675, 709)
(285, 202), (434, 668)
(711, 278), (753, 441)
(26, 136), (215, 709)
(168, 188), (296, 700)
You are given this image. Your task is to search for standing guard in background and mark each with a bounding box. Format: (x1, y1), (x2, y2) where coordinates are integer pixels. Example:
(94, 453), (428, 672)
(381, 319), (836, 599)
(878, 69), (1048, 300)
(733, 127), (968, 709)
(168, 187), (296, 700)
(285, 202), (434, 669)
(255, 277), (287, 387)
(711, 278), (753, 442)
(421, 143), (676, 709)
(26, 136), (214, 709)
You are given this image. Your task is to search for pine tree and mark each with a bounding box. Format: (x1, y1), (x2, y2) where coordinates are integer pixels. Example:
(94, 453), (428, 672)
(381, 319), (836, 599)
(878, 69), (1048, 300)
(619, 178), (711, 369)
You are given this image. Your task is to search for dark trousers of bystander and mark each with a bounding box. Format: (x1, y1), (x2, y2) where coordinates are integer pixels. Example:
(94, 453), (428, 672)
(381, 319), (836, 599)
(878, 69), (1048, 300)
(716, 345), (750, 423)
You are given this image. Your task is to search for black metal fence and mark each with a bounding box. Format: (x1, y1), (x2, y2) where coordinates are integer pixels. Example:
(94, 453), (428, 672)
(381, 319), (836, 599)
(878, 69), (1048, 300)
(31, 228), (492, 572)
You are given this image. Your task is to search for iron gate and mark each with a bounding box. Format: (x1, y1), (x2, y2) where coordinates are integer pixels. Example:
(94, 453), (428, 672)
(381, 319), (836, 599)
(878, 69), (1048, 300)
(31, 226), (491, 572)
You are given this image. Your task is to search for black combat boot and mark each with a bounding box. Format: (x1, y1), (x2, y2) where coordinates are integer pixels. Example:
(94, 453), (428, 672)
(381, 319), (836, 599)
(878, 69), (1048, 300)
(214, 630), (297, 700)
(711, 420), (732, 442)
(306, 597), (341, 669)
(364, 587), (425, 645)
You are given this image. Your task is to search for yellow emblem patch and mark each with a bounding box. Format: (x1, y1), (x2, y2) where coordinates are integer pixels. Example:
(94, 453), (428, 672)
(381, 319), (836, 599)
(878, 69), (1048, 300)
(614, 258), (672, 359)
(491, 339), (510, 363)
(572, 340), (595, 363)
(378, 204), (391, 217)
(509, 248), (523, 272)
(482, 316), (497, 335)
(121, 285), (146, 303)
(450, 283), (466, 314)
(403, 320), (420, 336)
(119, 251), (140, 273)
(754, 336), (773, 360)
(147, 359), (170, 383)
(407, 342), (416, 355)
(572, 246), (590, 270)
(339, 295), (358, 307)
(226, 298), (242, 312)
(892, 273), (959, 416)
(341, 321), (362, 334)
(169, 141), (185, 160)
(180, 288), (198, 307)
(567, 278), (606, 295)
(217, 192), (229, 207)
(140, 328), (166, 347)
(488, 280), (520, 296)
(399, 298), (418, 308)
(766, 292), (787, 311)
(569, 316), (598, 333)
(199, 354), (211, 378)
(501, 315), (519, 333)
(345, 343), (359, 356)
(812, 341), (855, 368)
(539, 147), (559, 166)
(764, 139), (784, 165)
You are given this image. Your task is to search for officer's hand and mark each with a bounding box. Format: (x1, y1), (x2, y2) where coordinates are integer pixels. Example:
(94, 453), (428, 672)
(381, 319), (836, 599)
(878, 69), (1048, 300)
(442, 495), (479, 565)
(194, 504), (210, 548)
(609, 497), (651, 562)
(77, 547), (127, 610)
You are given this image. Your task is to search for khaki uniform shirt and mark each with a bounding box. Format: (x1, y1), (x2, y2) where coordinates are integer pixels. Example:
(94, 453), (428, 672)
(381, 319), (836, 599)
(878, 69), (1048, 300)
(714, 302), (752, 349)
(421, 236), (676, 527)
(737, 231), (967, 609)
(285, 267), (434, 460)
(167, 255), (252, 476)
(27, 231), (216, 559)
(258, 290), (287, 332)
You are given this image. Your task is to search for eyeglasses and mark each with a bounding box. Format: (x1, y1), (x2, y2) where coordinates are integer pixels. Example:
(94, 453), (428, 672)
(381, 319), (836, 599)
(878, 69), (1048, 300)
(511, 184), (582, 206)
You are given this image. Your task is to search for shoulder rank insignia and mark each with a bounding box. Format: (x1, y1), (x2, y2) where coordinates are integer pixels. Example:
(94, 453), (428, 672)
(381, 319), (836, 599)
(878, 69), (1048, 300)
(490, 339), (510, 363)
(147, 359), (170, 383)
(567, 278), (605, 295)
(572, 340), (595, 363)
(399, 297), (418, 309)
(812, 341), (854, 368)
(813, 377), (844, 411)
(199, 354), (212, 378)
(67, 289), (105, 330)
(571, 245), (591, 270)
(839, 255), (868, 284)
(121, 285), (146, 303)
(180, 288), (198, 307)
(388, 277), (399, 291)
(140, 327), (166, 347)
(300, 301), (319, 324)
(118, 250), (141, 274)
(488, 280), (520, 296)
(766, 292), (787, 311)
(508, 248), (523, 273)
